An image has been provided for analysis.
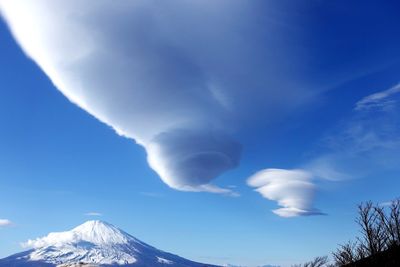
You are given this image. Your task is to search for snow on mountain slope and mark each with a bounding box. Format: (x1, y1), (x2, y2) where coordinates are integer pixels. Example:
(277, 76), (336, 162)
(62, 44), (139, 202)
(25, 220), (133, 248)
(0, 220), (219, 267)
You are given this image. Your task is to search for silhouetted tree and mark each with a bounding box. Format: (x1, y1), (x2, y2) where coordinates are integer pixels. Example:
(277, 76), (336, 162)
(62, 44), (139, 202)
(332, 198), (400, 266)
(390, 199), (400, 245)
(354, 241), (368, 260)
(295, 199), (400, 267)
(332, 241), (357, 265)
(375, 199), (400, 248)
(356, 201), (386, 255)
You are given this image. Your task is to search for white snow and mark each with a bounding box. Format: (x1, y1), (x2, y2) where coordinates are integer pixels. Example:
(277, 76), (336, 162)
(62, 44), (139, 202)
(24, 221), (138, 265)
(24, 220), (131, 248)
(157, 256), (174, 264)
(15, 220), (208, 266)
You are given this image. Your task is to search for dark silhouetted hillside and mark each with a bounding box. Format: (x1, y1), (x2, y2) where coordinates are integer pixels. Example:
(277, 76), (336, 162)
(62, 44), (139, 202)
(344, 245), (400, 267)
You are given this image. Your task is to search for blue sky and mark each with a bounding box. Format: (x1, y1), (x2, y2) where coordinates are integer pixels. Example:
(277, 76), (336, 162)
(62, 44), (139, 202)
(1, 1), (400, 266)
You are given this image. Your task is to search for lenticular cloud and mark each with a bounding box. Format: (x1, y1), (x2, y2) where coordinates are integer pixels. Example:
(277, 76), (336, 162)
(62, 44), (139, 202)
(247, 169), (323, 217)
(0, 0), (317, 194)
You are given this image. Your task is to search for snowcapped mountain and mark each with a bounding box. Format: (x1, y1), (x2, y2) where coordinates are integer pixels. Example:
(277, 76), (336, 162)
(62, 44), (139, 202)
(0, 220), (219, 267)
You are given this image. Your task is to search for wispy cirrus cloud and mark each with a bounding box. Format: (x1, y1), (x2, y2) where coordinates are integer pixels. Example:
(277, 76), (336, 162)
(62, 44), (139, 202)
(355, 83), (400, 111)
(251, 83), (400, 217)
(308, 83), (400, 181)
(247, 169), (323, 217)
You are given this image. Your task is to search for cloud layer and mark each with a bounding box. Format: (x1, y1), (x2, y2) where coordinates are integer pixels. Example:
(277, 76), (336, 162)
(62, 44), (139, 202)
(0, 0), (318, 194)
(247, 169), (322, 217)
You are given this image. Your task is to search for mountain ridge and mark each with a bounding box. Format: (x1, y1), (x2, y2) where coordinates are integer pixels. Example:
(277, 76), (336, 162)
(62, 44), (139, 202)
(0, 220), (220, 267)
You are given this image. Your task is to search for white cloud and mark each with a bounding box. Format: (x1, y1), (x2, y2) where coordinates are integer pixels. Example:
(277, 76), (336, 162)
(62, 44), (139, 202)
(247, 169), (323, 217)
(0, 219), (12, 227)
(85, 212), (102, 216)
(0, 0), (322, 194)
(305, 155), (350, 181)
(355, 83), (400, 111)
(2, 2), (397, 219)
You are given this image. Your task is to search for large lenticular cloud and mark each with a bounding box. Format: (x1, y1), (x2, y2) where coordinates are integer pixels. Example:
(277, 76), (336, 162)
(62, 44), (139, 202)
(0, 1), (317, 194)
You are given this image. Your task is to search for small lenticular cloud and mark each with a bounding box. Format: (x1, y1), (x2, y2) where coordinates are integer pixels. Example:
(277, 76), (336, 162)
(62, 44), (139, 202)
(85, 212), (102, 216)
(0, 219), (12, 227)
(247, 168), (323, 217)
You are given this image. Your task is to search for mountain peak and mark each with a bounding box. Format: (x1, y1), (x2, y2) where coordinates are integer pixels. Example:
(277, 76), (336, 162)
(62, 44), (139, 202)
(72, 220), (112, 234)
(71, 220), (130, 245)
(2, 221), (219, 267)
(79, 219), (109, 226)
(24, 220), (131, 249)
(74, 220), (118, 230)
(79, 219), (113, 226)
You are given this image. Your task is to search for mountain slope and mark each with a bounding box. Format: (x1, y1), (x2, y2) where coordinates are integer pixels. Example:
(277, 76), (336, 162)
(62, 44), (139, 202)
(344, 245), (400, 267)
(0, 220), (219, 267)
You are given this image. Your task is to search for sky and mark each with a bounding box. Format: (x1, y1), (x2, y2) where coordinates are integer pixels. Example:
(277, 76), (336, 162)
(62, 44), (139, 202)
(0, 1), (400, 266)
